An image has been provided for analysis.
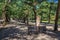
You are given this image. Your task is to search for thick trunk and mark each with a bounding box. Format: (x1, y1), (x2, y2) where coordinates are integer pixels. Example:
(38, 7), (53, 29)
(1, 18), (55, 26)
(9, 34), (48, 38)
(54, 0), (60, 31)
(33, 8), (40, 33)
(2, 4), (8, 26)
(2, 0), (11, 26)
(36, 16), (40, 32)
(2, 9), (7, 26)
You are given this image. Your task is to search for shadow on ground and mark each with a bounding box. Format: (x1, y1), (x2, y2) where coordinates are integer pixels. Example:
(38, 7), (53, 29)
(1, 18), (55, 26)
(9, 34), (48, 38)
(0, 26), (28, 40)
(0, 24), (60, 40)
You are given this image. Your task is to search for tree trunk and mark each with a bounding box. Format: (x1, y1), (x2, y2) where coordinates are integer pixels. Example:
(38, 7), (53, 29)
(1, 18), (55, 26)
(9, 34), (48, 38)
(2, 0), (11, 26)
(25, 10), (29, 25)
(48, 4), (51, 23)
(36, 16), (40, 32)
(25, 14), (29, 25)
(5, 13), (10, 22)
(48, 11), (50, 23)
(2, 5), (10, 26)
(33, 8), (36, 23)
(54, 0), (60, 31)
(2, 7), (7, 26)
(23, 17), (26, 23)
(41, 13), (43, 23)
(33, 8), (40, 33)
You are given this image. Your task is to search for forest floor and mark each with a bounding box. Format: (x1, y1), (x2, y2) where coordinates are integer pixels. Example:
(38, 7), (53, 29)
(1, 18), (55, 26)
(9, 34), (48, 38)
(0, 21), (60, 40)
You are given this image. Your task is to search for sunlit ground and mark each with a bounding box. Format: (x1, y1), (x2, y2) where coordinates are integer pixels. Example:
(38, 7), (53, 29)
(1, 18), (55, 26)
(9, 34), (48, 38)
(0, 21), (60, 40)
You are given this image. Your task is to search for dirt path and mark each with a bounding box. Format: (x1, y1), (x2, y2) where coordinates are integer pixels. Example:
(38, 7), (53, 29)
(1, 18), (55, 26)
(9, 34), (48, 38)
(0, 22), (60, 40)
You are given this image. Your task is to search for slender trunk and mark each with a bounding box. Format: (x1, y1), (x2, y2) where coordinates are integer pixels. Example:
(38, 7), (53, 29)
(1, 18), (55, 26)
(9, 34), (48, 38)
(23, 17), (26, 23)
(25, 14), (29, 25)
(41, 13), (43, 23)
(54, 0), (60, 31)
(33, 8), (36, 23)
(48, 12), (50, 23)
(25, 10), (29, 25)
(48, 4), (51, 23)
(5, 13), (10, 22)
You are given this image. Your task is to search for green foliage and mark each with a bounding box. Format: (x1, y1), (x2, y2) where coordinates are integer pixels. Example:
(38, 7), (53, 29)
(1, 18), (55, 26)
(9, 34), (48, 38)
(0, 0), (59, 24)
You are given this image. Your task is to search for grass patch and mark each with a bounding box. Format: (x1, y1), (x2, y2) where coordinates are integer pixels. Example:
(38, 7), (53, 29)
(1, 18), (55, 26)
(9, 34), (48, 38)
(42, 20), (60, 24)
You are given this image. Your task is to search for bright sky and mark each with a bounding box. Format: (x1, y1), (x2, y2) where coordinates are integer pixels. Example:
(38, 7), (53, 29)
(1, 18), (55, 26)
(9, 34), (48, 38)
(48, 0), (58, 3)
(54, 0), (58, 3)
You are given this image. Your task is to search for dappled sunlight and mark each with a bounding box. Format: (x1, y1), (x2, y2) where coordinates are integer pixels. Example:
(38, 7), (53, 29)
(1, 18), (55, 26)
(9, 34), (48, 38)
(0, 0), (60, 40)
(0, 23), (60, 40)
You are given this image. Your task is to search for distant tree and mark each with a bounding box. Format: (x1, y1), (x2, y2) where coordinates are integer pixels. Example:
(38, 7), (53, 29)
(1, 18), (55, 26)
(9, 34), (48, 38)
(24, 0), (37, 23)
(2, 0), (11, 26)
(48, 2), (54, 23)
(24, 9), (29, 25)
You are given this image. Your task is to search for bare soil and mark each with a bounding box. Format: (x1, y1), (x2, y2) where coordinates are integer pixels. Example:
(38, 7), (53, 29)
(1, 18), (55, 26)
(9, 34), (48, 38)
(0, 22), (60, 40)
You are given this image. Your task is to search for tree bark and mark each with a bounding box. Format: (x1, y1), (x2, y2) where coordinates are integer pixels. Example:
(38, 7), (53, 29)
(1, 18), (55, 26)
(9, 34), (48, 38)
(2, 0), (11, 26)
(23, 17), (26, 23)
(24, 10), (29, 25)
(25, 14), (29, 25)
(48, 3), (51, 23)
(54, 0), (60, 31)
(2, 6), (7, 26)
(33, 8), (37, 23)
(36, 16), (40, 32)
(41, 13), (43, 23)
